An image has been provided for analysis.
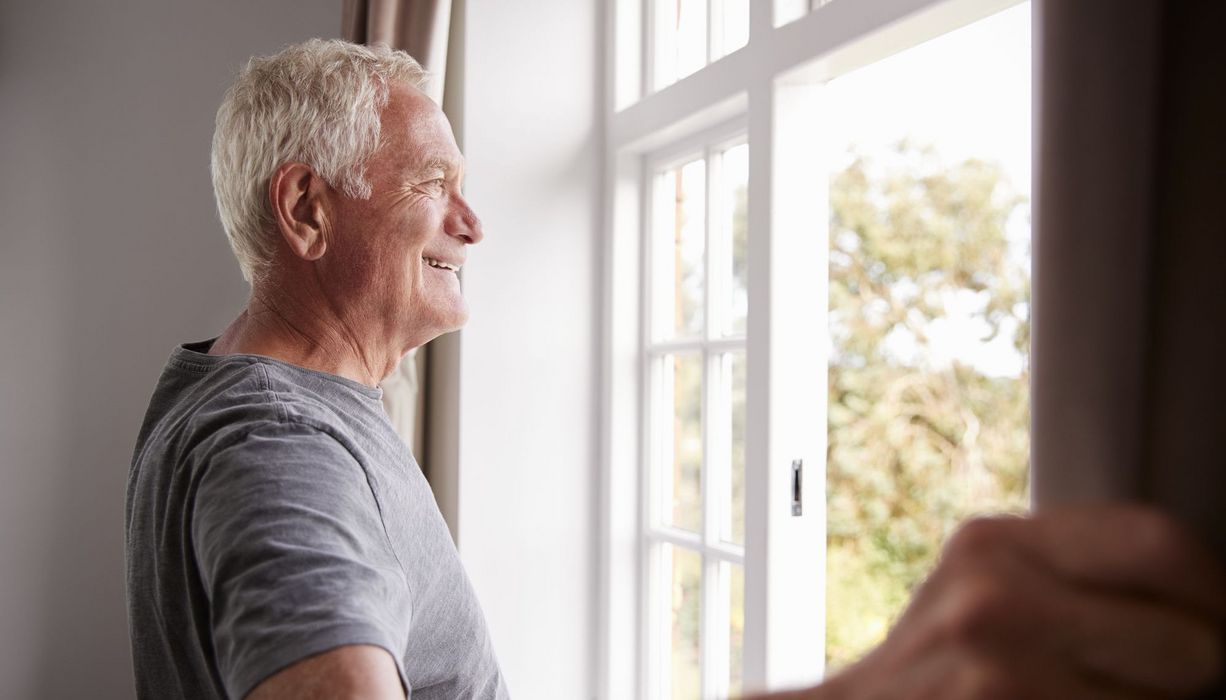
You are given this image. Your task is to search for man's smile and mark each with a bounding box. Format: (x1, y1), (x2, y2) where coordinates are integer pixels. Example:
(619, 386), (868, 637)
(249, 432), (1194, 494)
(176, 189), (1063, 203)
(423, 255), (461, 273)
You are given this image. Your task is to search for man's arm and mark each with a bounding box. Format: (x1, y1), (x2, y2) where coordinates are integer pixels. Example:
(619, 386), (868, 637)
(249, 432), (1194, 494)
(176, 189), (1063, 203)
(754, 505), (1226, 699)
(245, 645), (404, 700)
(192, 423), (413, 699)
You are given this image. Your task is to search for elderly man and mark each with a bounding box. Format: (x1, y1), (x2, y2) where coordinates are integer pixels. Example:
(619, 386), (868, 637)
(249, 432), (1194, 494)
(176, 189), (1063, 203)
(126, 39), (1226, 699)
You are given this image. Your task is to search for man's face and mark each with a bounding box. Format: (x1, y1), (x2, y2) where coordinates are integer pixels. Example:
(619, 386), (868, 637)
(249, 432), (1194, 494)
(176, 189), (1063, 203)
(321, 83), (482, 351)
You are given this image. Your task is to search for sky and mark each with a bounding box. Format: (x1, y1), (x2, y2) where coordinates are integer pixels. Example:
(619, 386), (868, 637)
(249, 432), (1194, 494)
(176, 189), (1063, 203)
(823, 2), (1032, 378)
(824, 3), (1032, 198)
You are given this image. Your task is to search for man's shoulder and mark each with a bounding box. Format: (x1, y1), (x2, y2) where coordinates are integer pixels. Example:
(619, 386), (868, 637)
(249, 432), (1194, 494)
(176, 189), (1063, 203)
(134, 355), (364, 475)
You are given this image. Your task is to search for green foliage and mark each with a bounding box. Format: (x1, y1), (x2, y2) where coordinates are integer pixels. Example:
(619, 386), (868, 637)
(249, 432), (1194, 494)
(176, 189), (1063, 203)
(825, 141), (1031, 670)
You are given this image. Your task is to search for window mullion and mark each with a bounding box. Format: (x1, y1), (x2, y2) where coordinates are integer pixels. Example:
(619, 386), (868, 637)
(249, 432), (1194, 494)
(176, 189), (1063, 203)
(745, 77), (830, 692)
(648, 337), (745, 355)
(637, 154), (657, 700)
(646, 527), (746, 564)
(705, 141), (732, 696)
(751, 0), (774, 43)
(741, 78), (770, 694)
(640, 158), (658, 700)
(702, 142), (719, 550)
(698, 143), (716, 700)
(642, 0), (654, 94)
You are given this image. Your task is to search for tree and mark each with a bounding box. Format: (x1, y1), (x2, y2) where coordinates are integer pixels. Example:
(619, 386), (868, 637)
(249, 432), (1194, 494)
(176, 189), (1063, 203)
(825, 141), (1031, 669)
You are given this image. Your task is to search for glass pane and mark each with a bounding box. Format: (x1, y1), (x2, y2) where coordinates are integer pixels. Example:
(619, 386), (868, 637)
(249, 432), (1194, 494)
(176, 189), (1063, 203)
(718, 143), (748, 336)
(662, 353), (703, 532)
(728, 562), (745, 696)
(730, 352), (746, 544)
(715, 351), (746, 545)
(822, 4), (1032, 672)
(654, 158), (706, 340)
(668, 544), (702, 700)
(654, 0), (708, 90)
(716, 0), (749, 58)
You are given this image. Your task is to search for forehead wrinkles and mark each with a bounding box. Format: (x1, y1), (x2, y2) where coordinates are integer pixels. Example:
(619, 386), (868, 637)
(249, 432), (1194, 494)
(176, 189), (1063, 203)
(373, 85), (463, 183)
(381, 116), (459, 176)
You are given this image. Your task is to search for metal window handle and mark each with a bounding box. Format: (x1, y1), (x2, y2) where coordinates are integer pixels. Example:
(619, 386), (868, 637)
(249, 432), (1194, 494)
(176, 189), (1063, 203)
(791, 459), (803, 516)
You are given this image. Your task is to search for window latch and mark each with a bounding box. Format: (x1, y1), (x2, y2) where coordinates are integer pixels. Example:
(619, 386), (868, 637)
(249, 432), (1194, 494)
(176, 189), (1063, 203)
(791, 459), (803, 516)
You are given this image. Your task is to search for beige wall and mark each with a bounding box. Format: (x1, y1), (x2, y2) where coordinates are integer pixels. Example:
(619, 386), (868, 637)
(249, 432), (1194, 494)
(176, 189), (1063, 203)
(0, 2), (339, 696)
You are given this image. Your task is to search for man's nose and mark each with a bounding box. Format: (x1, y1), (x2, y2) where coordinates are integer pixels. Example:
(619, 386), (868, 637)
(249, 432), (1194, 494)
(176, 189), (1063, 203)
(448, 194), (484, 245)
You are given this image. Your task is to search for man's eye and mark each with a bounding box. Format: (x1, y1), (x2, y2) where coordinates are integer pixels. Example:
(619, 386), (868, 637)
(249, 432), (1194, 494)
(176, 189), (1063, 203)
(414, 179), (446, 196)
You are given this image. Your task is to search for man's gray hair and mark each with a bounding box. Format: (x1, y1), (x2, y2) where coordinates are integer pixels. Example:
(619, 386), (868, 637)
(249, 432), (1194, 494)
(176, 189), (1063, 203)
(211, 39), (428, 283)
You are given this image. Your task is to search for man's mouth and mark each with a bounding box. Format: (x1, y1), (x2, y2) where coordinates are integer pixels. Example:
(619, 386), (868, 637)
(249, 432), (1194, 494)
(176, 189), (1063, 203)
(423, 256), (461, 273)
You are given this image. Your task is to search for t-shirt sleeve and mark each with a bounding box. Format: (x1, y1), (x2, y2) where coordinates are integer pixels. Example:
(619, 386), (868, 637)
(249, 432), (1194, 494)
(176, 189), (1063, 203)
(191, 421), (412, 699)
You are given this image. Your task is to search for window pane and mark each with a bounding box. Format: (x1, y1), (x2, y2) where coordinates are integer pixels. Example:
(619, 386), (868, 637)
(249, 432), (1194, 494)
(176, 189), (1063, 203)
(654, 0), (707, 90)
(667, 544), (702, 700)
(660, 352), (703, 532)
(715, 0), (749, 58)
(717, 143), (748, 337)
(728, 562), (744, 696)
(822, 4), (1032, 671)
(654, 158), (706, 340)
(715, 351), (746, 545)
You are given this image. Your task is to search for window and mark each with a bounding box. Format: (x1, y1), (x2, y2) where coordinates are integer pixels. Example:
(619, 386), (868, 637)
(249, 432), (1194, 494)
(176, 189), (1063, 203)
(651, 0), (749, 92)
(644, 138), (749, 699)
(602, 1), (1031, 698)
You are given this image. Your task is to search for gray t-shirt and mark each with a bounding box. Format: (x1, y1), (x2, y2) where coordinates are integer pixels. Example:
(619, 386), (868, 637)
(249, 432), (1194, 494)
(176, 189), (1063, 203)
(125, 339), (508, 699)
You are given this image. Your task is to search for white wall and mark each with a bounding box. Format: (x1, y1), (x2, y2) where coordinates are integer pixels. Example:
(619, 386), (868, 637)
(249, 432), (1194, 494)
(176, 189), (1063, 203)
(456, 0), (604, 696)
(0, 2), (339, 697)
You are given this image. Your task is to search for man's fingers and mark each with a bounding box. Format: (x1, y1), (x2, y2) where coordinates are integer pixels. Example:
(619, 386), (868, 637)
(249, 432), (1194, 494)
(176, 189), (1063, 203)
(963, 505), (1226, 621)
(1056, 586), (1224, 695)
(931, 507), (1226, 695)
(1014, 664), (1171, 700)
(812, 507), (1226, 700)
(820, 641), (1176, 700)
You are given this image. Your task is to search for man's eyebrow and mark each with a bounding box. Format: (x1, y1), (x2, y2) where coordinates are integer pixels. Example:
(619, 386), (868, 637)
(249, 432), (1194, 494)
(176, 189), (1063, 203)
(410, 155), (465, 178)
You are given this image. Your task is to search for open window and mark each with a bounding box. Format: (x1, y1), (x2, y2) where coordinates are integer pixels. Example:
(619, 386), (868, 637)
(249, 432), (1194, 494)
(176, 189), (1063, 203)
(602, 1), (1031, 697)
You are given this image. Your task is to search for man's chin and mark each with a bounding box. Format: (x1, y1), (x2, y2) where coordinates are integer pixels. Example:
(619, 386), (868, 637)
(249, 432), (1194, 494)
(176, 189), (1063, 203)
(440, 301), (470, 331)
(413, 306), (469, 342)
(436, 316), (468, 336)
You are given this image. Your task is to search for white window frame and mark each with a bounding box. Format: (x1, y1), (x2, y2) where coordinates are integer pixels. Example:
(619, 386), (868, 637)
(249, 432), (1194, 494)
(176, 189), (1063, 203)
(597, 0), (1026, 697)
(641, 121), (748, 700)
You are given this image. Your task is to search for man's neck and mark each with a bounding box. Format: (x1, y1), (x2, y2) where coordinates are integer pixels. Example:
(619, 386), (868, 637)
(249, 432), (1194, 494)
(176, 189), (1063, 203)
(208, 283), (397, 389)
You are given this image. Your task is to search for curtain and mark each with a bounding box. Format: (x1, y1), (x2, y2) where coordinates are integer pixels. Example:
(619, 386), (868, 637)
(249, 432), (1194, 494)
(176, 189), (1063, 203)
(342, 0), (456, 462)
(342, 0), (452, 104)
(1032, 0), (1226, 554)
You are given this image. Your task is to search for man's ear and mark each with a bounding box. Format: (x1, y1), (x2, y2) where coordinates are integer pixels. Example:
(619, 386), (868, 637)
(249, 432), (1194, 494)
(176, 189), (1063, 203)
(269, 162), (331, 262)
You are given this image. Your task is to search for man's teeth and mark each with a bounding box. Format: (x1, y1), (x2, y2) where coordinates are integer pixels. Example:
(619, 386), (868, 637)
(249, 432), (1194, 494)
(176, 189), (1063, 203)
(424, 257), (460, 272)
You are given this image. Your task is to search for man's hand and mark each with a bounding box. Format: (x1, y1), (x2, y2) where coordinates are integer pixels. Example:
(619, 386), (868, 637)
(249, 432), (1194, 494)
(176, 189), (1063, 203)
(771, 505), (1226, 699)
